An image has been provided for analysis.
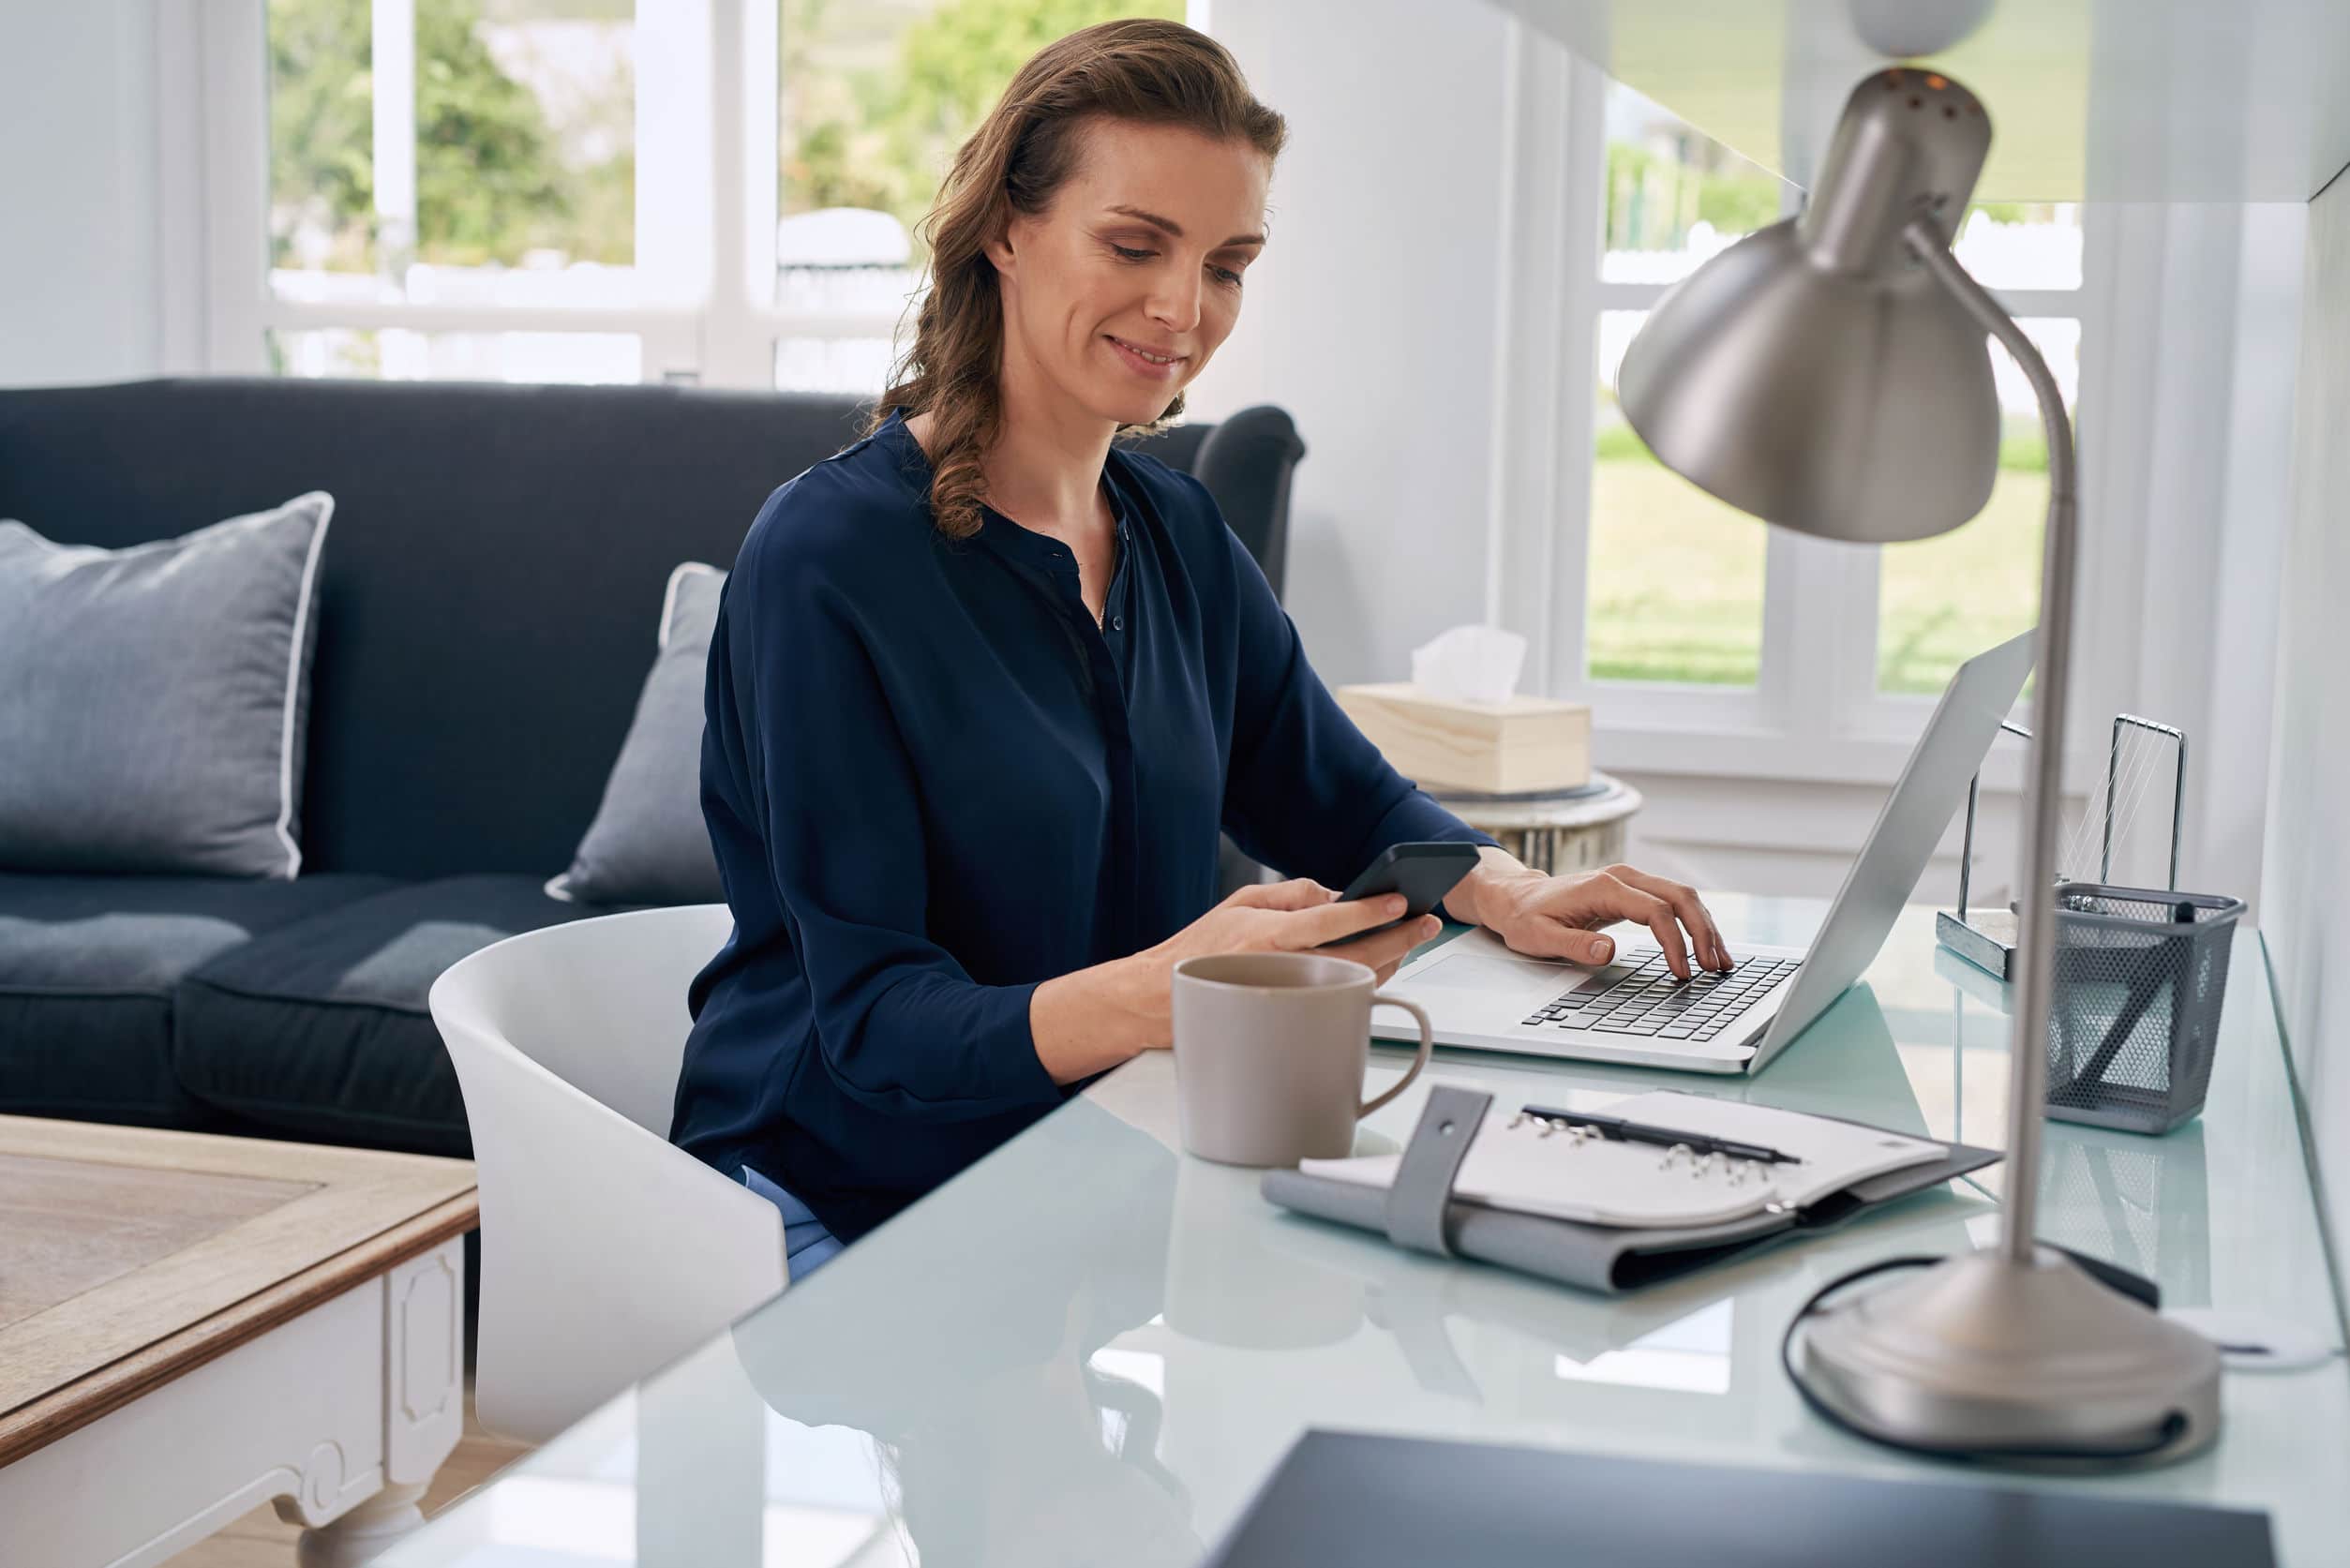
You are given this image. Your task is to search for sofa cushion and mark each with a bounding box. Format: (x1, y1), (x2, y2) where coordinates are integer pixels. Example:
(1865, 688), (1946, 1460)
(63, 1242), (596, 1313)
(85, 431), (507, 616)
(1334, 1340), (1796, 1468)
(0, 492), (335, 877)
(0, 871), (396, 1126)
(547, 562), (726, 907)
(172, 874), (649, 1156)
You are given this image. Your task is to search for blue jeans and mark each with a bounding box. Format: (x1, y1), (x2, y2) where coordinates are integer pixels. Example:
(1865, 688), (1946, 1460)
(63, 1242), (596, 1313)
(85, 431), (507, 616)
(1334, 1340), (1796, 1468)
(739, 1162), (846, 1281)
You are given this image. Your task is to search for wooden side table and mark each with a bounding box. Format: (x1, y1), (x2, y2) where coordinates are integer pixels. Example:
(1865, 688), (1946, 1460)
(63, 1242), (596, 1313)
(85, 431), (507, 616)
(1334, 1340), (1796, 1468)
(1427, 769), (1645, 875)
(0, 1116), (475, 1568)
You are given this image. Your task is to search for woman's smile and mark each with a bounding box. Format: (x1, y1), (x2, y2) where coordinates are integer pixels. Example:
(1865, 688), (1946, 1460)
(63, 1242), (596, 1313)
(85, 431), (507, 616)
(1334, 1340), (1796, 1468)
(1104, 334), (1187, 381)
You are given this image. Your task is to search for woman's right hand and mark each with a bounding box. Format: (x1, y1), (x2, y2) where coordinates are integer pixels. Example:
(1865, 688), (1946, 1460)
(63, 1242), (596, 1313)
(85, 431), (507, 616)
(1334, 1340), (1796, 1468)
(1030, 880), (1443, 1083)
(1148, 878), (1443, 993)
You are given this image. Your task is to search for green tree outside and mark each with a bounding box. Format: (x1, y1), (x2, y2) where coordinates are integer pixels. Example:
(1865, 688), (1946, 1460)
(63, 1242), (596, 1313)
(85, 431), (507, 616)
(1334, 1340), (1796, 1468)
(267, 0), (382, 271)
(783, 0), (1185, 264)
(1605, 140), (1782, 253)
(269, 0), (628, 272)
(272, 0), (1178, 275)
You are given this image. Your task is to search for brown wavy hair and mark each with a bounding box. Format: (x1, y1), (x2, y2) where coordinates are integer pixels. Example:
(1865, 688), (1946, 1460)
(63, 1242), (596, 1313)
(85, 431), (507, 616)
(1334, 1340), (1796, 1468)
(865, 19), (1286, 541)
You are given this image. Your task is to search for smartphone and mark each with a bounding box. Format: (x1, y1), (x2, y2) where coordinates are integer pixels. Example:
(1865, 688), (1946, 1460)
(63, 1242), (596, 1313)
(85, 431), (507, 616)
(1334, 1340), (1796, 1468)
(1316, 841), (1484, 948)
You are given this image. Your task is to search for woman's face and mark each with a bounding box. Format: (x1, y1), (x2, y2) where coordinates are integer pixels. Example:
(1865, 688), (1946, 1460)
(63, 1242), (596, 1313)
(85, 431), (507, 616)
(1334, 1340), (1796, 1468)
(986, 117), (1270, 427)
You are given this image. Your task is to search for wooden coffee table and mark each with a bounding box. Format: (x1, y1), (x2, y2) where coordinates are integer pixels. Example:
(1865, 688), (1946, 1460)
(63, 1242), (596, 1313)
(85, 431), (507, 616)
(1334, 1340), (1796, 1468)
(0, 1115), (476, 1568)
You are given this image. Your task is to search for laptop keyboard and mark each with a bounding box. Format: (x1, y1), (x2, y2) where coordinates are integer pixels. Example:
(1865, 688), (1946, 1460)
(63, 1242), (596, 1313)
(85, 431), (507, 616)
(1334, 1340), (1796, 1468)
(1519, 952), (1801, 1042)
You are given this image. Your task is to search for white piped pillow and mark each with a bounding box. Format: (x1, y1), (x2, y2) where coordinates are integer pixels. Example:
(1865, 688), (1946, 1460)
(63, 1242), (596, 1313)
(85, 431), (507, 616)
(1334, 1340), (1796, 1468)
(0, 493), (335, 878)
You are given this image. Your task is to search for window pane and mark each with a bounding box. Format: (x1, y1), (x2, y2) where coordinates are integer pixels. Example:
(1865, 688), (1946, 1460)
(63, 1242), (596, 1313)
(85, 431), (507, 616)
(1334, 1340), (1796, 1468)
(774, 335), (895, 396)
(1601, 81), (1789, 285)
(773, 0), (1181, 311)
(268, 326), (641, 381)
(418, 0), (635, 271)
(1952, 202), (2082, 291)
(1876, 317), (2078, 696)
(269, 0), (637, 308)
(269, 0), (376, 276)
(1588, 309), (1768, 686)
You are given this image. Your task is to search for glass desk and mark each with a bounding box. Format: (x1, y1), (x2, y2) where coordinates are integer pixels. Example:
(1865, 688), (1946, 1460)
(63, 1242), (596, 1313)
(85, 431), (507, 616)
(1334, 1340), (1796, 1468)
(379, 901), (2350, 1566)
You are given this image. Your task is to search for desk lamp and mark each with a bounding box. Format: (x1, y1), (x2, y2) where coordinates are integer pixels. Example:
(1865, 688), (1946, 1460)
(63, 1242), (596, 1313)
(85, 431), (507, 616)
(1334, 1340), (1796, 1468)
(1617, 67), (2220, 1463)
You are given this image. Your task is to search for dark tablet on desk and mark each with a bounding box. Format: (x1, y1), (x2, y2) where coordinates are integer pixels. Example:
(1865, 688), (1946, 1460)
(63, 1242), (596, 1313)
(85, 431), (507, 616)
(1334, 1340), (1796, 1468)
(1204, 1430), (2274, 1568)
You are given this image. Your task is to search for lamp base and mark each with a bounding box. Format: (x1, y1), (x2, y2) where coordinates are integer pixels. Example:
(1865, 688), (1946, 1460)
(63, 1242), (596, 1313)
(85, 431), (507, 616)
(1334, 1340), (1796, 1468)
(1794, 1247), (2220, 1467)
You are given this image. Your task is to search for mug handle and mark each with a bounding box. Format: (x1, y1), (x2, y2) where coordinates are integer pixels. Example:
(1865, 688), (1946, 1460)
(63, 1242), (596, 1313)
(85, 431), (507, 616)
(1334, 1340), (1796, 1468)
(1358, 994), (1434, 1118)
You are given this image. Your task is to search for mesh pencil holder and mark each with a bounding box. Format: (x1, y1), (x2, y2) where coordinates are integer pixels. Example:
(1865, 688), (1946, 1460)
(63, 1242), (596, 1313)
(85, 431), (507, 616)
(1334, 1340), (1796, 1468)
(2044, 883), (2244, 1135)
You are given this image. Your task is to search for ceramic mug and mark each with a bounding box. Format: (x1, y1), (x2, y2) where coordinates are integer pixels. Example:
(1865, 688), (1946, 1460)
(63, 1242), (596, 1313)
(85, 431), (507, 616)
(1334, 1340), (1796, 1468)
(1170, 950), (1435, 1167)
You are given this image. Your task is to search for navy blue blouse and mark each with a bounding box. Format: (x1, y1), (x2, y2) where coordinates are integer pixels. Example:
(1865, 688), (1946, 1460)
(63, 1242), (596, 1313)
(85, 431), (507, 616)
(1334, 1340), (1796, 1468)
(670, 409), (1493, 1241)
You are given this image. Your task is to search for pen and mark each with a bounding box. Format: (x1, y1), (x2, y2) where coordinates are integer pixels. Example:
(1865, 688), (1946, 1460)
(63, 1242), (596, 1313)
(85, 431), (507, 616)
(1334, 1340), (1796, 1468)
(1519, 1105), (1801, 1165)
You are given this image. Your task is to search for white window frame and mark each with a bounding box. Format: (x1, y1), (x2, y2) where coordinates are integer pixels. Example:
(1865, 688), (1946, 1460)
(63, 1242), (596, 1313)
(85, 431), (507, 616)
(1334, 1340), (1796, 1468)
(1489, 47), (2134, 796)
(191, 0), (1227, 391)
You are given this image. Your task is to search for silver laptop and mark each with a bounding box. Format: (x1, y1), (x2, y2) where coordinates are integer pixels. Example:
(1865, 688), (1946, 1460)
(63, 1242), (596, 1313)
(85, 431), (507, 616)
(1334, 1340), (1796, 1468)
(1375, 630), (2035, 1076)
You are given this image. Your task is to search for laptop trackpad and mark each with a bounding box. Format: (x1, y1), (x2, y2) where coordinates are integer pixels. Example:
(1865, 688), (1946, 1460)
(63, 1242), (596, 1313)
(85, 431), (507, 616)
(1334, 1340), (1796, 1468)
(1395, 948), (1585, 1013)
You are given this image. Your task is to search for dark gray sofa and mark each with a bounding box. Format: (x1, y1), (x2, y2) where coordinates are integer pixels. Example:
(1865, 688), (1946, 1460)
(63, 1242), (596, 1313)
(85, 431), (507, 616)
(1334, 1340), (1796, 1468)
(0, 377), (1303, 1157)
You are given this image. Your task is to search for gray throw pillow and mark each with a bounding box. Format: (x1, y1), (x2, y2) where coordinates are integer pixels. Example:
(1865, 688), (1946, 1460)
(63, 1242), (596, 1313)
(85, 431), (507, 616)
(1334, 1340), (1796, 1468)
(547, 562), (726, 906)
(0, 493), (335, 879)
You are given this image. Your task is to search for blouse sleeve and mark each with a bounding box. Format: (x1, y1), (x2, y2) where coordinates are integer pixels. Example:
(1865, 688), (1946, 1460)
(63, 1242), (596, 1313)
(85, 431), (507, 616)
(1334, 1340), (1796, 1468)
(1212, 513), (1497, 889)
(708, 498), (1064, 1122)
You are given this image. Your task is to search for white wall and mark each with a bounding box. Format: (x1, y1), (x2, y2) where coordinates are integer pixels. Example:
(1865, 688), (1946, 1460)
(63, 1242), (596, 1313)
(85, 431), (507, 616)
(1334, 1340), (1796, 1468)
(1186, 0), (1515, 688)
(2262, 172), (2350, 1286)
(2089, 202), (2305, 915)
(0, 0), (167, 387)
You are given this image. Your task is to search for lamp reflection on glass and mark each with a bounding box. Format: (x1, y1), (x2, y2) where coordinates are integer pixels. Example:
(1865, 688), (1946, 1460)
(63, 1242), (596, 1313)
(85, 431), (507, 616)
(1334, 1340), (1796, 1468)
(1617, 66), (2220, 1465)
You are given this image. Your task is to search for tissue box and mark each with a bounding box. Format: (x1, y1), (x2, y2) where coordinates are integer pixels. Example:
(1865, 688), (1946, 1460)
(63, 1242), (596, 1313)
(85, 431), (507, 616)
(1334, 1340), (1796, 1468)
(1334, 683), (1592, 795)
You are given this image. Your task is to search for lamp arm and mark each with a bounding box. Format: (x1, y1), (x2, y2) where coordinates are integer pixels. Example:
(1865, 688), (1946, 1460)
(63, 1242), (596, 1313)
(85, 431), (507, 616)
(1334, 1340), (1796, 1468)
(1902, 217), (2080, 1264)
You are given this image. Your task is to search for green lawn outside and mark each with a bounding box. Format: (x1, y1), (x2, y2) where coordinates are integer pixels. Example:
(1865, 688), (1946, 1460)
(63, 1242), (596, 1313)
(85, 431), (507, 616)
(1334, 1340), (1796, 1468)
(1587, 451), (2044, 693)
(1587, 458), (1767, 685)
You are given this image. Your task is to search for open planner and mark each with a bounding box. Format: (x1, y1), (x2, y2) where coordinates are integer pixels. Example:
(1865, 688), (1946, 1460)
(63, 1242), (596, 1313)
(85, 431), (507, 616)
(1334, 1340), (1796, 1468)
(1263, 1085), (1999, 1294)
(1300, 1092), (1951, 1229)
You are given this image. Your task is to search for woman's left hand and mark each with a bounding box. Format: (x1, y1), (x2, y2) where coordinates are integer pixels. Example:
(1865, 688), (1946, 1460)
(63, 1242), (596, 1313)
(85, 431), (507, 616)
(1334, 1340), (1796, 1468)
(1460, 861), (1733, 979)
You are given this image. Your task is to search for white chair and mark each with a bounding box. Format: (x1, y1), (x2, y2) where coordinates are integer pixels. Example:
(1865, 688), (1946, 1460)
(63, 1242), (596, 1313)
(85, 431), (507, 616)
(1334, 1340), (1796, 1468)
(430, 903), (786, 1442)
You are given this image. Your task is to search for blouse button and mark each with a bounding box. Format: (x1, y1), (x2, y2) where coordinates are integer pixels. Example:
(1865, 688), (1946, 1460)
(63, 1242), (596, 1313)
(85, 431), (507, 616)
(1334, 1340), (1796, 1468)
(1112, 616), (1125, 632)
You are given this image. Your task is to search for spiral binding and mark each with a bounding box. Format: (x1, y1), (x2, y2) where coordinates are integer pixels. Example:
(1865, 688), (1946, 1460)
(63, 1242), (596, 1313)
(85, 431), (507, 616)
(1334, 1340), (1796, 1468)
(1507, 1110), (1780, 1189)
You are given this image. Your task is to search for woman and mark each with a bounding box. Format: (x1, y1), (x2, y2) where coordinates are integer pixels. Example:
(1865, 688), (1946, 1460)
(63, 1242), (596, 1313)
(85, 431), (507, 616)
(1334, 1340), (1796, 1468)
(671, 18), (1730, 1277)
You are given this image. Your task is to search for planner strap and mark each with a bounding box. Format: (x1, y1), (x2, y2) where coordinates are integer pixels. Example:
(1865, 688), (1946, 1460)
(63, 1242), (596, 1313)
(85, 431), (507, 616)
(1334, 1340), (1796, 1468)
(1384, 1085), (1493, 1257)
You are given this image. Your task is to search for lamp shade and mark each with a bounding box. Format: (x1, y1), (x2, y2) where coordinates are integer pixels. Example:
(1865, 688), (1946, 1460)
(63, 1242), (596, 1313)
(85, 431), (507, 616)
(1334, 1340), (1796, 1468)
(1616, 70), (2002, 544)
